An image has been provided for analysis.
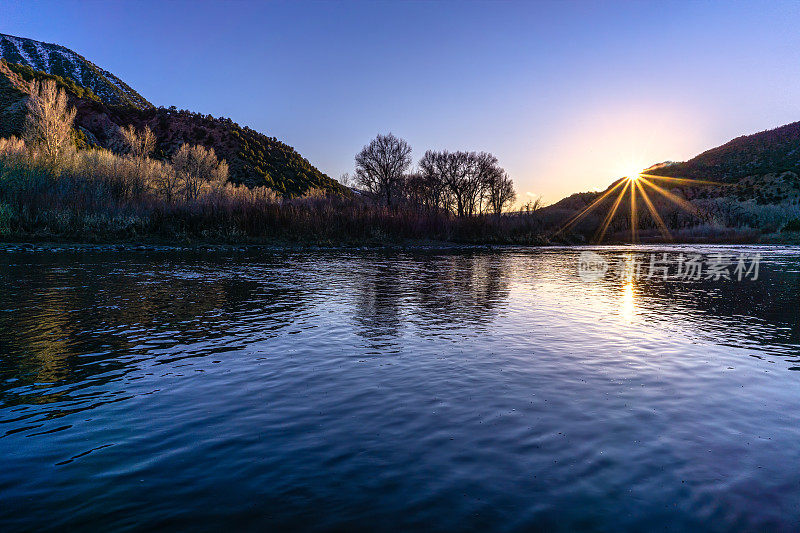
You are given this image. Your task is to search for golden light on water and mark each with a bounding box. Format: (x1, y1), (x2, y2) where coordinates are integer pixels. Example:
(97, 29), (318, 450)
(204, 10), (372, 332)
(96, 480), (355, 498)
(621, 281), (635, 323)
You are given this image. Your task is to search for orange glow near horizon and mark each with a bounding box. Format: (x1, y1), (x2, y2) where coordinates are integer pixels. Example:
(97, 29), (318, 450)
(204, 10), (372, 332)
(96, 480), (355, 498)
(520, 104), (710, 208)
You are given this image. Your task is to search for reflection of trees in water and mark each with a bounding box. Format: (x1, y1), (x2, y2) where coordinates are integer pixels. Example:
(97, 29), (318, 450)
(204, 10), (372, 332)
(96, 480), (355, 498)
(0, 251), (513, 408)
(353, 262), (403, 345)
(0, 253), (304, 408)
(411, 253), (510, 328)
(351, 252), (511, 348)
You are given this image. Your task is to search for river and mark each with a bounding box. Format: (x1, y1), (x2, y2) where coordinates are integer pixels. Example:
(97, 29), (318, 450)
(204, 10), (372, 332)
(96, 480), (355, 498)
(1, 245), (798, 531)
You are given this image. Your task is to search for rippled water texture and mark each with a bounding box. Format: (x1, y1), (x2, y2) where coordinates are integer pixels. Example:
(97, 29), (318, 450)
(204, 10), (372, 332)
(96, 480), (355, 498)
(1, 246), (799, 531)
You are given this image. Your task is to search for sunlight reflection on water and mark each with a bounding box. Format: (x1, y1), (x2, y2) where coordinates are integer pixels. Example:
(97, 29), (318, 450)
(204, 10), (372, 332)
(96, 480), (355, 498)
(621, 281), (636, 324)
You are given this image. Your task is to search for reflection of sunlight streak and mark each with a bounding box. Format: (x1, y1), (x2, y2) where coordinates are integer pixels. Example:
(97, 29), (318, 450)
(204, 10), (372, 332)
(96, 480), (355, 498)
(635, 181), (672, 241)
(595, 180), (630, 242)
(621, 281), (635, 323)
(619, 253), (638, 282)
(557, 179), (627, 234)
(638, 176), (704, 216)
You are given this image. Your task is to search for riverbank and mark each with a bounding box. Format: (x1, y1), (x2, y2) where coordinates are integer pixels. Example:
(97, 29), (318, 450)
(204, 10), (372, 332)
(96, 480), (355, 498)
(2, 231), (799, 254)
(0, 239), (536, 254)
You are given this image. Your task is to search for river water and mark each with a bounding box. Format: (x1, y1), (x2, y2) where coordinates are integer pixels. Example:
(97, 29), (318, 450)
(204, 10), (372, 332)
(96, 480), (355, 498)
(1, 245), (798, 531)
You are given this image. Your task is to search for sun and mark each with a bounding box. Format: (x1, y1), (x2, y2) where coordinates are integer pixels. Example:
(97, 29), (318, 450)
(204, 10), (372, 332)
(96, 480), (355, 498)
(619, 165), (643, 181)
(615, 160), (647, 182)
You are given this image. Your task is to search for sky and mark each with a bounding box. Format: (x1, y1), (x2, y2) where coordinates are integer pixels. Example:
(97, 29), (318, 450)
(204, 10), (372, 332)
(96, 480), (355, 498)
(4, 0), (800, 205)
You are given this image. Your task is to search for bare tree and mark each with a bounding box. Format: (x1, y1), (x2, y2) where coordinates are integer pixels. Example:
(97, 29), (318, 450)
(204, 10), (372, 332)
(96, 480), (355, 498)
(355, 133), (412, 207)
(23, 79), (76, 165)
(172, 144), (229, 201)
(487, 169), (517, 214)
(419, 150), (476, 216)
(338, 172), (354, 188)
(523, 196), (542, 214)
(120, 125), (156, 160)
(418, 150), (451, 212)
(468, 152), (499, 215)
(403, 172), (430, 210)
(155, 166), (184, 204)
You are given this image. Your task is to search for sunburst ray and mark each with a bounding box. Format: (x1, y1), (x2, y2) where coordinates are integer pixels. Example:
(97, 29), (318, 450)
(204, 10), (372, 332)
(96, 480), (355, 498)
(638, 176), (705, 217)
(594, 180), (630, 242)
(636, 180), (672, 241)
(563, 170), (717, 243)
(556, 179), (627, 234)
(639, 173), (726, 187)
(629, 179), (638, 242)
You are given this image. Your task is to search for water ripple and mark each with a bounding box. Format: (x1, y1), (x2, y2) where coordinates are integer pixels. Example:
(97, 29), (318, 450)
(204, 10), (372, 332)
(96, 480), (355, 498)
(1, 246), (799, 531)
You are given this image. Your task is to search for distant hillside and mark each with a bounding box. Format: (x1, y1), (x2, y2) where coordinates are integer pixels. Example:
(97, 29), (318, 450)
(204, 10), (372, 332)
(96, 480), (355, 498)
(544, 120), (800, 215)
(534, 120), (800, 242)
(647, 121), (800, 183)
(137, 107), (346, 194)
(0, 53), (344, 196)
(0, 60), (29, 138)
(0, 33), (152, 110)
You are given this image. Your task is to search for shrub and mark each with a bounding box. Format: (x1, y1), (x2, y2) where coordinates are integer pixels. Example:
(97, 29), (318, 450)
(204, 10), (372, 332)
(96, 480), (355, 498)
(784, 218), (800, 232)
(0, 202), (14, 235)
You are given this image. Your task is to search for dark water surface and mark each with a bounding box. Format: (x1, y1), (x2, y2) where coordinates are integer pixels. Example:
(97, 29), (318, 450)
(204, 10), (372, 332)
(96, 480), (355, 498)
(1, 245), (799, 531)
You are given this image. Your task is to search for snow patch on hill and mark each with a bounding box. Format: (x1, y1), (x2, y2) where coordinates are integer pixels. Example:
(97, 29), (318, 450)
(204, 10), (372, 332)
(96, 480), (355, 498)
(0, 33), (152, 109)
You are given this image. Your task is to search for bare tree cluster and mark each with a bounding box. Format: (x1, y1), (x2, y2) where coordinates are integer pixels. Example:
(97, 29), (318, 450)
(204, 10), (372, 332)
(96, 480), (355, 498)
(23, 79), (76, 166)
(355, 134), (517, 214)
(355, 133), (412, 207)
(19, 80), (230, 205)
(171, 143), (229, 201)
(120, 124), (156, 160)
(116, 126), (229, 202)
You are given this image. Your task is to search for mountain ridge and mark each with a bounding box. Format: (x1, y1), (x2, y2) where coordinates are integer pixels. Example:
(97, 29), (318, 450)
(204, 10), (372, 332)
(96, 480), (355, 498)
(0, 32), (153, 110)
(646, 120), (800, 183)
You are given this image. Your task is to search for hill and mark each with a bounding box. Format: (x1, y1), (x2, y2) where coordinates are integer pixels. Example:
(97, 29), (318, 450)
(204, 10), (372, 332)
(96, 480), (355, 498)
(546, 120), (800, 214)
(535, 121), (800, 242)
(0, 33), (152, 110)
(647, 121), (800, 183)
(137, 106), (346, 194)
(0, 40), (344, 196)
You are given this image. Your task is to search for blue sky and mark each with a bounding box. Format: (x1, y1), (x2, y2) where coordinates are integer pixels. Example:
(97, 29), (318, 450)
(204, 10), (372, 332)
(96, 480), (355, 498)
(4, 0), (800, 204)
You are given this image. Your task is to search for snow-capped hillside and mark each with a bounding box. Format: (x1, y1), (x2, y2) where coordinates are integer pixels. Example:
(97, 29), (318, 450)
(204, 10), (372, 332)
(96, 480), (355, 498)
(0, 33), (152, 109)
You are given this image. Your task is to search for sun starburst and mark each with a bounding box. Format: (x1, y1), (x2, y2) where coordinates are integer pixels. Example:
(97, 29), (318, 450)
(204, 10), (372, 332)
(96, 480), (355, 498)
(557, 170), (726, 242)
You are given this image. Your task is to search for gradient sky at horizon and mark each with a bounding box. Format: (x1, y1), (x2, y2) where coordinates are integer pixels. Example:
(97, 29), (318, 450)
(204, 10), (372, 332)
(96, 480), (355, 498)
(4, 0), (800, 205)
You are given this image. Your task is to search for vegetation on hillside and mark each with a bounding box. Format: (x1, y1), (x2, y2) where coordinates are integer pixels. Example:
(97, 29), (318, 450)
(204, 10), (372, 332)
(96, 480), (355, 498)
(143, 106), (346, 196)
(5, 61), (101, 103)
(648, 121), (800, 182)
(536, 175), (800, 243)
